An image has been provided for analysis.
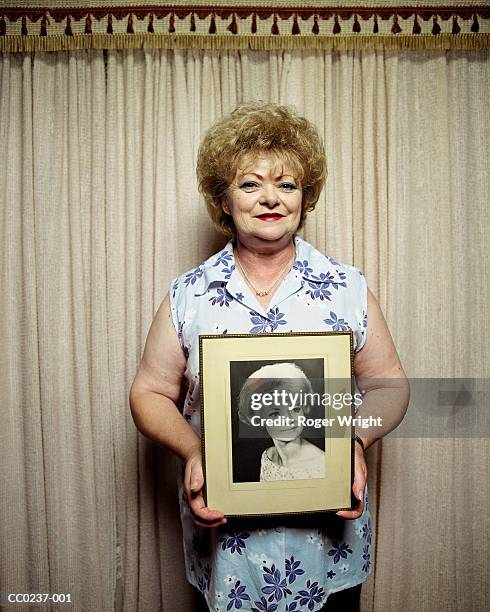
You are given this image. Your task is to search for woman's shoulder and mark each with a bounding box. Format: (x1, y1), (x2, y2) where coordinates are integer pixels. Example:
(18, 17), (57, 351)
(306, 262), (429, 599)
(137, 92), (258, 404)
(262, 446), (277, 463)
(294, 235), (365, 283)
(170, 241), (234, 299)
(301, 439), (325, 459)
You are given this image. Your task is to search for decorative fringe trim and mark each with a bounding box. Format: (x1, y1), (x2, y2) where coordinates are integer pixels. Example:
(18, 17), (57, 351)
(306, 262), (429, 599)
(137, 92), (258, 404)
(1, 32), (489, 53)
(1, 6), (489, 50)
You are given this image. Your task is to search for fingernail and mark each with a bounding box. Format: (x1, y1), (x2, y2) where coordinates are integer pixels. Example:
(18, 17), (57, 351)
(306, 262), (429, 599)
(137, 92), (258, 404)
(191, 481), (198, 490)
(358, 490), (363, 503)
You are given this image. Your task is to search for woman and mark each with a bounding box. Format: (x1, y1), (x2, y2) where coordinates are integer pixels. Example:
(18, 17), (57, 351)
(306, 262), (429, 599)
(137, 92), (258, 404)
(130, 102), (409, 612)
(237, 362), (325, 481)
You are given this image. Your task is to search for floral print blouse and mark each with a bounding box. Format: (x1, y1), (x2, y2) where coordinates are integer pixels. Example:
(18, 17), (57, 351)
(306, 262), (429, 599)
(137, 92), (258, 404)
(169, 235), (372, 612)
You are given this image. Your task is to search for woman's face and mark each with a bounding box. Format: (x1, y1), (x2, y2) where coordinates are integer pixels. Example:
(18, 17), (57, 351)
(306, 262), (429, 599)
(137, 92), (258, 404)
(264, 402), (305, 442)
(260, 379), (307, 442)
(221, 155), (303, 245)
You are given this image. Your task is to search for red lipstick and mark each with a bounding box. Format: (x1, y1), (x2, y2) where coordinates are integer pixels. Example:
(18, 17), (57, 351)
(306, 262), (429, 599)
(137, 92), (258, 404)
(257, 213), (283, 221)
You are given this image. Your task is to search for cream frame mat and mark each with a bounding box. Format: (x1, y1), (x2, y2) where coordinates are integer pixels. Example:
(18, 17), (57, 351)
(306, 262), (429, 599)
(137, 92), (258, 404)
(199, 331), (356, 517)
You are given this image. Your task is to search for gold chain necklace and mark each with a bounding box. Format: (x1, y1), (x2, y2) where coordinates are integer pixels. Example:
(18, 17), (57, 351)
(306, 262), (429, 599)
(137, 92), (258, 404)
(234, 249), (294, 297)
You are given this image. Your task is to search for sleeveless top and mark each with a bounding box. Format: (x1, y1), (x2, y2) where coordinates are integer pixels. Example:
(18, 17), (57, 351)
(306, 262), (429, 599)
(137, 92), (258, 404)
(169, 235), (372, 612)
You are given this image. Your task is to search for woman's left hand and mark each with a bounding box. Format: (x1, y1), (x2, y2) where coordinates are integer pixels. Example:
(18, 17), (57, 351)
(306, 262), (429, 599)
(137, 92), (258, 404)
(335, 440), (366, 520)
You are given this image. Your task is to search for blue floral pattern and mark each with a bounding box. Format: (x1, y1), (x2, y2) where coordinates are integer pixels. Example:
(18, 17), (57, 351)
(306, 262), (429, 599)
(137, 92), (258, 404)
(294, 580), (326, 611)
(183, 266), (204, 286)
(293, 259), (313, 277)
(227, 581), (251, 610)
(169, 235), (371, 611)
(362, 517), (372, 544)
(249, 311), (270, 334)
(219, 532), (250, 555)
(197, 564), (212, 592)
(328, 541), (353, 564)
(176, 321), (190, 358)
(249, 308), (287, 333)
(212, 250), (236, 280)
(209, 284), (233, 307)
(362, 544), (371, 573)
(323, 311), (351, 331)
(221, 264), (236, 280)
(171, 277), (179, 298)
(267, 307), (288, 331)
(305, 279), (332, 302)
(213, 250), (233, 268)
(252, 596), (279, 612)
(261, 564), (292, 602)
(285, 557), (305, 584)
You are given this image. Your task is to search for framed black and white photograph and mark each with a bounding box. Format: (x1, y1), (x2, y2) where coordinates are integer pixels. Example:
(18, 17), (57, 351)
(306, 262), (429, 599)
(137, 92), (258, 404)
(199, 331), (356, 517)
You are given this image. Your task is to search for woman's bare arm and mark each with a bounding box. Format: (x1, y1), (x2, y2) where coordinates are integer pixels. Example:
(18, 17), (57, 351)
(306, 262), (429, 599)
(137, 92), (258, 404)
(129, 294), (196, 458)
(353, 288), (410, 450)
(129, 294), (226, 527)
(336, 288), (410, 520)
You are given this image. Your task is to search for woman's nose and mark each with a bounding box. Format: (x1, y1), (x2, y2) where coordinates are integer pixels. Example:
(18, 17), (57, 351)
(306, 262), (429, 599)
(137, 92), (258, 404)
(258, 184), (279, 206)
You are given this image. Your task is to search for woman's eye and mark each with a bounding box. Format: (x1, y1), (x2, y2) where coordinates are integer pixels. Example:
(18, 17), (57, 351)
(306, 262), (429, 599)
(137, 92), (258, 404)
(240, 181), (258, 191)
(280, 182), (297, 191)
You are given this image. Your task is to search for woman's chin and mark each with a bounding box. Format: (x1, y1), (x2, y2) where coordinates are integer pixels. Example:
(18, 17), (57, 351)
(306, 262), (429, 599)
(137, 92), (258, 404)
(239, 225), (297, 244)
(270, 428), (303, 442)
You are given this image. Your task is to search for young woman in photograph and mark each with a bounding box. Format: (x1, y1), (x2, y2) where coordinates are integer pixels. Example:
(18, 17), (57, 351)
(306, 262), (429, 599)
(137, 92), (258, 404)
(238, 362), (325, 481)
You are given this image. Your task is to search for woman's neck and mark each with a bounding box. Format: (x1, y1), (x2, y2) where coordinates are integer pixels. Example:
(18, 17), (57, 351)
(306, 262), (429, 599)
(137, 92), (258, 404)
(271, 437), (304, 467)
(234, 238), (295, 310)
(234, 235), (296, 286)
(235, 234), (295, 265)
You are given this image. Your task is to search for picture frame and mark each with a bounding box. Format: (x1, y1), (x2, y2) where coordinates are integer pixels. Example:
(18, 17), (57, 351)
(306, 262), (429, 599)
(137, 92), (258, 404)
(199, 331), (357, 517)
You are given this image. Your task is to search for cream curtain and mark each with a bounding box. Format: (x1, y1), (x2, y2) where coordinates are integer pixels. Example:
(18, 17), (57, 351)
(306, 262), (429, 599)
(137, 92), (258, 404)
(1, 47), (488, 611)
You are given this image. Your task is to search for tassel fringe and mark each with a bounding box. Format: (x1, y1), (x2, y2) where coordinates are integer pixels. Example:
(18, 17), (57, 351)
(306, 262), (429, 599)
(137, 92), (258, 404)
(1, 32), (489, 53)
(0, 6), (489, 52)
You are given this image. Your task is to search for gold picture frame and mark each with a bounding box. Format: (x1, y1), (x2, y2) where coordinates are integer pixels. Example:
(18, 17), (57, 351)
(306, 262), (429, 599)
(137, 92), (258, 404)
(199, 331), (356, 518)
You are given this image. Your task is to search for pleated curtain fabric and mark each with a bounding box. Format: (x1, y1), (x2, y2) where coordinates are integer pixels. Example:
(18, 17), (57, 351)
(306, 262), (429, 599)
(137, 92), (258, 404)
(1, 47), (489, 611)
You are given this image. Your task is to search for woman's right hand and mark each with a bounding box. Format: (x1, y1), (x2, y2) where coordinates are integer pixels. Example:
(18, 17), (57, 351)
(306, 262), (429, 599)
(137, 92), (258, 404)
(184, 446), (227, 528)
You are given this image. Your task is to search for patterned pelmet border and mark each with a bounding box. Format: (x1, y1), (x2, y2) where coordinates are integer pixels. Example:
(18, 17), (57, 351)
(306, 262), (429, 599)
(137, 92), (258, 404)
(1, 5), (489, 52)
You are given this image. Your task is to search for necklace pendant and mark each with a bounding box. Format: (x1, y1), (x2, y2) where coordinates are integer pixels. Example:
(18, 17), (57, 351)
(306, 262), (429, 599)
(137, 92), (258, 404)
(234, 248), (294, 301)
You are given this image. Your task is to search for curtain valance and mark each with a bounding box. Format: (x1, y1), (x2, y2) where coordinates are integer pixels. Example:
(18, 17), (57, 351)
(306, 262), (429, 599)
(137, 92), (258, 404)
(1, 2), (489, 52)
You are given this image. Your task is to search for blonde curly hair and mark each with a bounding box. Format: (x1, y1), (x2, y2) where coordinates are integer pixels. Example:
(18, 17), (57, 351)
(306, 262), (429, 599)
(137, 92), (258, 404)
(196, 102), (327, 238)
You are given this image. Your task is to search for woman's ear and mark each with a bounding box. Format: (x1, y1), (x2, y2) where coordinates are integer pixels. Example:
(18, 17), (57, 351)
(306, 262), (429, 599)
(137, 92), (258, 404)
(221, 195), (230, 215)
